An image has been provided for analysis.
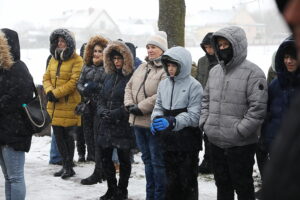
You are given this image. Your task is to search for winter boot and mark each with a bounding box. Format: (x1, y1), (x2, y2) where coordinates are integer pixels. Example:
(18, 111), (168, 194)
(117, 187), (128, 200)
(100, 187), (117, 200)
(53, 167), (65, 177)
(61, 161), (75, 179)
(198, 159), (212, 174)
(81, 172), (102, 185)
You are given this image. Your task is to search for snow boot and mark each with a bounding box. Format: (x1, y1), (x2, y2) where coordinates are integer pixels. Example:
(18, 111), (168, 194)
(100, 187), (117, 200)
(53, 167), (65, 177)
(81, 171), (102, 185)
(61, 161), (75, 179)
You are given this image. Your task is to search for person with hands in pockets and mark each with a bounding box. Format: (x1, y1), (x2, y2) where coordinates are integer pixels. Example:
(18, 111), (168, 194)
(151, 46), (203, 200)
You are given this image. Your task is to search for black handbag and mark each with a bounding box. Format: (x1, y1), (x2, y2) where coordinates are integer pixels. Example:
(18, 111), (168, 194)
(22, 85), (51, 134)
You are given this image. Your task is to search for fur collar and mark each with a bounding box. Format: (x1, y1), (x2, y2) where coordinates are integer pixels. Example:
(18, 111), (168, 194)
(103, 41), (134, 76)
(0, 31), (14, 70)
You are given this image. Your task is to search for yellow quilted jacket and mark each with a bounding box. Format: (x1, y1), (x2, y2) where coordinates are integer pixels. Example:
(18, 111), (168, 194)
(43, 53), (83, 127)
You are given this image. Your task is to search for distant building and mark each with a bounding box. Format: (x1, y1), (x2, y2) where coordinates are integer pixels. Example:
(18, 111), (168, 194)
(49, 8), (120, 44)
(186, 8), (266, 45)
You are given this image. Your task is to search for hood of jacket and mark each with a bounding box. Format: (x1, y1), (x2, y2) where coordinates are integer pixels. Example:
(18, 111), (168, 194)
(200, 32), (213, 52)
(0, 28), (20, 70)
(50, 28), (76, 61)
(275, 35), (300, 87)
(84, 35), (109, 66)
(161, 46), (192, 81)
(103, 40), (134, 76)
(212, 26), (247, 70)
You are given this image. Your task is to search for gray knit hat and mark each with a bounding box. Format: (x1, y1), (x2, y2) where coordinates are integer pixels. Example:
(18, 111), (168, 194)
(146, 31), (168, 52)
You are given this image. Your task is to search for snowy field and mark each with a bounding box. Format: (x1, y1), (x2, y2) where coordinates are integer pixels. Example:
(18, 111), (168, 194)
(0, 136), (261, 200)
(0, 45), (273, 199)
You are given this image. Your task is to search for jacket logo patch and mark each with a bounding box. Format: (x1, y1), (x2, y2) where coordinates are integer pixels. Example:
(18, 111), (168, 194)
(258, 84), (264, 90)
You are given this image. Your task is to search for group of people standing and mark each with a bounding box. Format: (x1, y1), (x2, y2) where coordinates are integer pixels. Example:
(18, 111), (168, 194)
(1, 2), (300, 199)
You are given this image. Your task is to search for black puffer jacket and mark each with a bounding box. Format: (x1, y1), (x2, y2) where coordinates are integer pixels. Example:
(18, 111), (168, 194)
(77, 35), (108, 105)
(96, 41), (135, 149)
(0, 28), (35, 152)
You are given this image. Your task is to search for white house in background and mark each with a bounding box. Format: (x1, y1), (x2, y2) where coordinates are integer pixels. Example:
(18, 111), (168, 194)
(186, 8), (265, 45)
(49, 8), (120, 44)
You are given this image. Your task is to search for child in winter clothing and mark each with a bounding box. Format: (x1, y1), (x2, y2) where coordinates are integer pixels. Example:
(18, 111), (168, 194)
(151, 46), (203, 200)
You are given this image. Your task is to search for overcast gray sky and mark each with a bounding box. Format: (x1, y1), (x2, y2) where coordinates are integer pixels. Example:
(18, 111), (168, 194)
(0, 0), (278, 28)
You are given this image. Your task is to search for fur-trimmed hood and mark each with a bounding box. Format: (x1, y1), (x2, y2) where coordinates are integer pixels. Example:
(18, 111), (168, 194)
(50, 28), (76, 61)
(0, 28), (19, 69)
(103, 41), (134, 76)
(84, 35), (108, 66)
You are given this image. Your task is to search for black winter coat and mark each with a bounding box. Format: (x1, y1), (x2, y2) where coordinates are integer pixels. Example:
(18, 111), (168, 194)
(77, 64), (106, 107)
(96, 40), (135, 149)
(96, 70), (134, 149)
(0, 29), (35, 152)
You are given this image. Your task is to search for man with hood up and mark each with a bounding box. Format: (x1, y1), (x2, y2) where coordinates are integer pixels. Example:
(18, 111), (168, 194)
(151, 46), (203, 200)
(199, 26), (268, 200)
(194, 32), (218, 174)
(0, 28), (35, 200)
(43, 28), (83, 179)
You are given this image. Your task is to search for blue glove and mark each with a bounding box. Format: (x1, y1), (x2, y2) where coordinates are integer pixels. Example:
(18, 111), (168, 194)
(150, 123), (157, 135)
(153, 117), (176, 131)
(152, 118), (169, 131)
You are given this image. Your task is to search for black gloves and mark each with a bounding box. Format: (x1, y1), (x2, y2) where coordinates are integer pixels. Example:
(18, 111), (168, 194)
(97, 108), (111, 120)
(128, 104), (143, 116)
(47, 91), (59, 102)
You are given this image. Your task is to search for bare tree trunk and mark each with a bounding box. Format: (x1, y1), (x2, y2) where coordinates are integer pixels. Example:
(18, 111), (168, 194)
(158, 0), (186, 47)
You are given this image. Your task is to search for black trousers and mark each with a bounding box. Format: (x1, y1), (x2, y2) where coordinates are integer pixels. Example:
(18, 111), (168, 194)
(82, 109), (96, 159)
(203, 133), (210, 161)
(101, 147), (132, 192)
(76, 125), (85, 157)
(52, 126), (75, 167)
(210, 143), (256, 200)
(164, 151), (199, 200)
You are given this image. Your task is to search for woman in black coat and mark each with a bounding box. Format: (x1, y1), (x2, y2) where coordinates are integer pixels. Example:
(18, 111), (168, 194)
(96, 41), (134, 200)
(0, 28), (35, 200)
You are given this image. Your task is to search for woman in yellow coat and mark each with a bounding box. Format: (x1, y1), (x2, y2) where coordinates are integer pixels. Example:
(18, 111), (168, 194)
(43, 28), (83, 179)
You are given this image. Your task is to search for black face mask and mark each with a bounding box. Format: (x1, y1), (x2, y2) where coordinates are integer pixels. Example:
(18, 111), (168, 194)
(218, 47), (233, 65)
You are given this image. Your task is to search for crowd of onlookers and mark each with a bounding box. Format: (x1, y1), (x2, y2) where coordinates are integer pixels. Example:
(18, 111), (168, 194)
(1, 0), (300, 200)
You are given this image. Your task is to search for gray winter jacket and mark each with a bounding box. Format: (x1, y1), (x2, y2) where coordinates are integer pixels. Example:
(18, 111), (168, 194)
(199, 26), (268, 148)
(152, 46), (203, 132)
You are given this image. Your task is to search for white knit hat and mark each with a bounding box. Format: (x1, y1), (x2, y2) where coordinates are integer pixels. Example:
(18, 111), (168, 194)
(146, 31), (168, 52)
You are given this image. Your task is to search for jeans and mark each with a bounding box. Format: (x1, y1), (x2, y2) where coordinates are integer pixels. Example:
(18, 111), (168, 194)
(134, 127), (166, 200)
(0, 146), (26, 200)
(49, 133), (62, 164)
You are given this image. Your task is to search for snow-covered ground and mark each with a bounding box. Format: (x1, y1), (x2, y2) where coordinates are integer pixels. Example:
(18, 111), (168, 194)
(0, 135), (261, 200)
(0, 45), (272, 199)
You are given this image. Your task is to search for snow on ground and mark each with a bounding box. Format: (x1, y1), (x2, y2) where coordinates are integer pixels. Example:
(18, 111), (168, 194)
(0, 45), (271, 199)
(0, 135), (261, 200)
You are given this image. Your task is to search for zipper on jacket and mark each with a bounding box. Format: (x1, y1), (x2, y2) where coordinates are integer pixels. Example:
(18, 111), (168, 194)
(169, 78), (175, 110)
